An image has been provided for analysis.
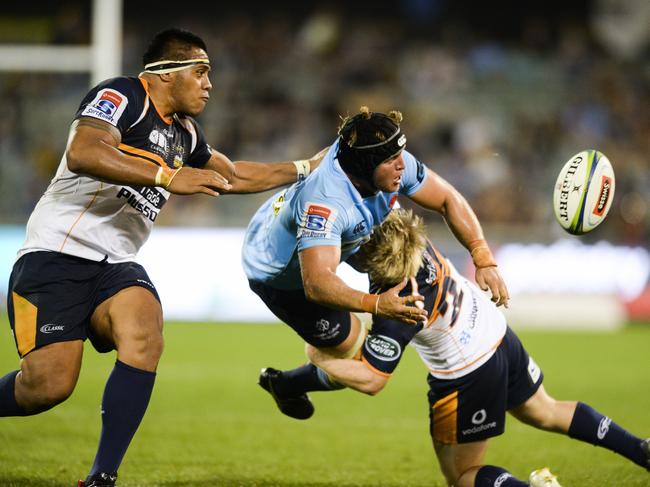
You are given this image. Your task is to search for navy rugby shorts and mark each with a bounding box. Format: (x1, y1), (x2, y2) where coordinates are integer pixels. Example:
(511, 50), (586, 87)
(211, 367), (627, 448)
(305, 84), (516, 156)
(427, 326), (543, 444)
(7, 251), (160, 357)
(248, 280), (352, 347)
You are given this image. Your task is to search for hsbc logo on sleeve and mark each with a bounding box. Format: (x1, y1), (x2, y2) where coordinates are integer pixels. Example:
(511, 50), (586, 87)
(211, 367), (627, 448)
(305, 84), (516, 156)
(81, 88), (129, 126)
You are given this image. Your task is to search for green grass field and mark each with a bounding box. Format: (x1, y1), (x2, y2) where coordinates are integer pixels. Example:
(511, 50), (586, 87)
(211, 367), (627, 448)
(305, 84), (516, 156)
(0, 319), (649, 487)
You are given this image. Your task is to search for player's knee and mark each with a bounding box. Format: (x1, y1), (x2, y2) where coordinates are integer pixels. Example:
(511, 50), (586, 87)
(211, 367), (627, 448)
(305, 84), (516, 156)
(117, 322), (164, 368)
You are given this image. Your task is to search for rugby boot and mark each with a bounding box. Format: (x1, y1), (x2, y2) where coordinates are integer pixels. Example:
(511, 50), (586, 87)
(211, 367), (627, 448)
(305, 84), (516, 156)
(529, 467), (562, 487)
(258, 367), (314, 420)
(78, 471), (117, 486)
(641, 437), (650, 471)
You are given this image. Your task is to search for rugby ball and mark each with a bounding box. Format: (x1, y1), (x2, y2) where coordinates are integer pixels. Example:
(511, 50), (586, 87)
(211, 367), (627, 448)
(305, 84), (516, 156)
(553, 150), (615, 235)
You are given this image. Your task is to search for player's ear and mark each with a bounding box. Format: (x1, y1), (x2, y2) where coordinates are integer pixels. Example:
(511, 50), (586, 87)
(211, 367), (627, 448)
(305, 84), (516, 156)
(159, 72), (174, 83)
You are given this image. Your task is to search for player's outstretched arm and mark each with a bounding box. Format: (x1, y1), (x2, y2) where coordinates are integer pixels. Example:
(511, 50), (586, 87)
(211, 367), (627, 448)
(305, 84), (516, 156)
(66, 118), (231, 196)
(410, 168), (510, 307)
(299, 246), (427, 325)
(204, 147), (328, 194)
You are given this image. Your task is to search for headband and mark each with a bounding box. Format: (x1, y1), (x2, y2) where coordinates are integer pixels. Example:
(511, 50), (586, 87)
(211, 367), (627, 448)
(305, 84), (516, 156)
(143, 58), (210, 74)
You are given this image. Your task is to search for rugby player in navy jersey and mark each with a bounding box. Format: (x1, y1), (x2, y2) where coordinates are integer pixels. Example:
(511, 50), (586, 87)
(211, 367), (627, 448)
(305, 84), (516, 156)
(243, 107), (509, 420)
(0, 28), (322, 487)
(306, 209), (650, 487)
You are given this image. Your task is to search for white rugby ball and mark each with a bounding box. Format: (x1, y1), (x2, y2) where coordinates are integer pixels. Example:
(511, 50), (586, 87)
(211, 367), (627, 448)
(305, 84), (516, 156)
(553, 150), (615, 235)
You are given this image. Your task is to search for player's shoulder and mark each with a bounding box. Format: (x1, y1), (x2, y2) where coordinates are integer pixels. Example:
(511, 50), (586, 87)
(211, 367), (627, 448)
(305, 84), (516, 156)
(92, 76), (145, 96)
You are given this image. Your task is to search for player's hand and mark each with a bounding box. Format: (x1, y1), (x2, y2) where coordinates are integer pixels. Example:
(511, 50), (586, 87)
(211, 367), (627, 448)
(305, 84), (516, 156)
(307, 146), (330, 172)
(376, 278), (428, 325)
(475, 266), (510, 308)
(167, 167), (232, 196)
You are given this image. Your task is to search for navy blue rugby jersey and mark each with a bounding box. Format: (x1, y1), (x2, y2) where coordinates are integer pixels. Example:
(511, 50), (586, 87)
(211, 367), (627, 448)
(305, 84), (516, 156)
(18, 76), (214, 263)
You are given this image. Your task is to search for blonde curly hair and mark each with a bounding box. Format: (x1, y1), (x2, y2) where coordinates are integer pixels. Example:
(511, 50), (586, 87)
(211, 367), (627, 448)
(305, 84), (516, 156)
(357, 208), (427, 287)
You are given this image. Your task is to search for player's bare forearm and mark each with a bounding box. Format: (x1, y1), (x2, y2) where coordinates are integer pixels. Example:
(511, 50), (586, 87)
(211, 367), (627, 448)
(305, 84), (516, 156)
(306, 345), (388, 395)
(225, 161), (299, 193)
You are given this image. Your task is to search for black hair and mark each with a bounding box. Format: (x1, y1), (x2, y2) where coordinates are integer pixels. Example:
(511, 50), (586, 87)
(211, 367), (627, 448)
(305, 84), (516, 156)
(337, 107), (406, 184)
(142, 28), (208, 66)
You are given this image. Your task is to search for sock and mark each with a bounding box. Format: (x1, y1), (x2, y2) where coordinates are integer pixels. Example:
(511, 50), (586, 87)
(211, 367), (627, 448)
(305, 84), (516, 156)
(474, 465), (528, 486)
(0, 371), (28, 416)
(274, 364), (343, 397)
(568, 402), (647, 468)
(89, 360), (156, 476)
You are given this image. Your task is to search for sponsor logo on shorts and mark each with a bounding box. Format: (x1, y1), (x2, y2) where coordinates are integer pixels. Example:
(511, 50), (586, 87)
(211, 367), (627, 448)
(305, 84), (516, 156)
(461, 421), (497, 437)
(40, 324), (65, 334)
(471, 409), (487, 425)
(364, 335), (401, 362)
(137, 279), (154, 289)
(316, 319), (330, 332)
(528, 357), (541, 384)
(597, 416), (612, 440)
(81, 88), (128, 126)
(494, 473), (513, 487)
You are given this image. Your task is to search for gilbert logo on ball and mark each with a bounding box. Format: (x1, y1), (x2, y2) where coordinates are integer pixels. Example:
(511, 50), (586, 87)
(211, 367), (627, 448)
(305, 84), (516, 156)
(553, 150), (615, 235)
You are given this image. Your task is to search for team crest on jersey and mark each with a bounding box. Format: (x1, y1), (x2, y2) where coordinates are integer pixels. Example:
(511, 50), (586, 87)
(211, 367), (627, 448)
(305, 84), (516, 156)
(81, 88), (128, 126)
(298, 202), (337, 239)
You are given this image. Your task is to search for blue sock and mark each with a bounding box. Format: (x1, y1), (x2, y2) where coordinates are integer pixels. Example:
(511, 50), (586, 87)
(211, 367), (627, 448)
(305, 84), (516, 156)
(475, 466), (527, 486)
(0, 370), (27, 416)
(274, 364), (343, 396)
(568, 402), (646, 468)
(89, 360), (156, 476)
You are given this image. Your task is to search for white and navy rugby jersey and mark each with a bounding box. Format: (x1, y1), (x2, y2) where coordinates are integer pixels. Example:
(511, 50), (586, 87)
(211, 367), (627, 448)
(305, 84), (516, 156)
(365, 244), (507, 380)
(241, 142), (428, 289)
(18, 76), (212, 263)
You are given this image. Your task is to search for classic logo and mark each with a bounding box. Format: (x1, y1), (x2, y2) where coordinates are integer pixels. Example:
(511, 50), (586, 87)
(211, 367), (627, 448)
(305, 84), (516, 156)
(397, 134), (406, 147)
(597, 417), (612, 440)
(364, 335), (400, 362)
(40, 324), (65, 334)
(592, 176), (612, 216)
(471, 409), (487, 425)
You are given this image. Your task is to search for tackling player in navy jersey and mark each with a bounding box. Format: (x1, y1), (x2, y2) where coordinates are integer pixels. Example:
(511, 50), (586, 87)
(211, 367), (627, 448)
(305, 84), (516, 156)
(243, 107), (510, 420)
(0, 28), (322, 487)
(307, 209), (650, 487)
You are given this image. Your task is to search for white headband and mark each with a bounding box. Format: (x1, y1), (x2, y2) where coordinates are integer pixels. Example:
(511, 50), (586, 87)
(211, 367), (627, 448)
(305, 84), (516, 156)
(143, 58), (210, 74)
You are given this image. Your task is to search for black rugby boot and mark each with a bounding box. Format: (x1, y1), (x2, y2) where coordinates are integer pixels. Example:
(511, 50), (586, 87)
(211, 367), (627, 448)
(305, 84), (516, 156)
(78, 472), (117, 486)
(258, 367), (314, 420)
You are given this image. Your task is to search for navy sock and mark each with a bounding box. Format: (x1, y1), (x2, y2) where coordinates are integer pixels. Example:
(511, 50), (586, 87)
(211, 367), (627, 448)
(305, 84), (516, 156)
(0, 370), (27, 416)
(475, 466), (527, 486)
(274, 364), (342, 396)
(89, 360), (156, 476)
(568, 402), (646, 468)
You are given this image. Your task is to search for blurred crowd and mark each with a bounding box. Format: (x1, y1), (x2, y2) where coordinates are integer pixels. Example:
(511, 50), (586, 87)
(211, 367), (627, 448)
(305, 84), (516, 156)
(0, 1), (648, 246)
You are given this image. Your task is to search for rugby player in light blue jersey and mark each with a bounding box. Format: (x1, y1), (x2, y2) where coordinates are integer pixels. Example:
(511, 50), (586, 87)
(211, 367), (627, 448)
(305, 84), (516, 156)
(242, 107), (509, 420)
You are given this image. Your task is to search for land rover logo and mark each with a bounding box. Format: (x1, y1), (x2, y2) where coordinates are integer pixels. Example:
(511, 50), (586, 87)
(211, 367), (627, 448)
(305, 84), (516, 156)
(364, 335), (400, 362)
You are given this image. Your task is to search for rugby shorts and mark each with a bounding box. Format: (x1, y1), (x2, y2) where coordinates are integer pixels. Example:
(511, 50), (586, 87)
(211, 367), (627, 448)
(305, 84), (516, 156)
(248, 280), (351, 347)
(7, 251), (160, 357)
(427, 326), (543, 444)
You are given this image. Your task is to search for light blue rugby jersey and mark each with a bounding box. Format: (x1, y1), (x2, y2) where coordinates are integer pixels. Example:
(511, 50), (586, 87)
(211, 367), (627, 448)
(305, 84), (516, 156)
(242, 141), (428, 289)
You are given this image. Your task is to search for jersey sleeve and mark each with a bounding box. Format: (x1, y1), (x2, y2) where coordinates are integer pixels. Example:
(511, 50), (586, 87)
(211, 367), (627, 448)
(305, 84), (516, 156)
(184, 118), (213, 168)
(398, 150), (428, 196)
(295, 197), (349, 251)
(75, 77), (145, 135)
(362, 317), (423, 375)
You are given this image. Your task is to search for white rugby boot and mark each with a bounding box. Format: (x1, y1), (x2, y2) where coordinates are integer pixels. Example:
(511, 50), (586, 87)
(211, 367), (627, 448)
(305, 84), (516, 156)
(529, 467), (562, 487)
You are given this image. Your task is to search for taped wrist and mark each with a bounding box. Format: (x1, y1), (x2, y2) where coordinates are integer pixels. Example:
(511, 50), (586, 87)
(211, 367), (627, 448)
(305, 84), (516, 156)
(293, 160), (311, 182)
(155, 166), (180, 188)
(468, 239), (497, 268)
